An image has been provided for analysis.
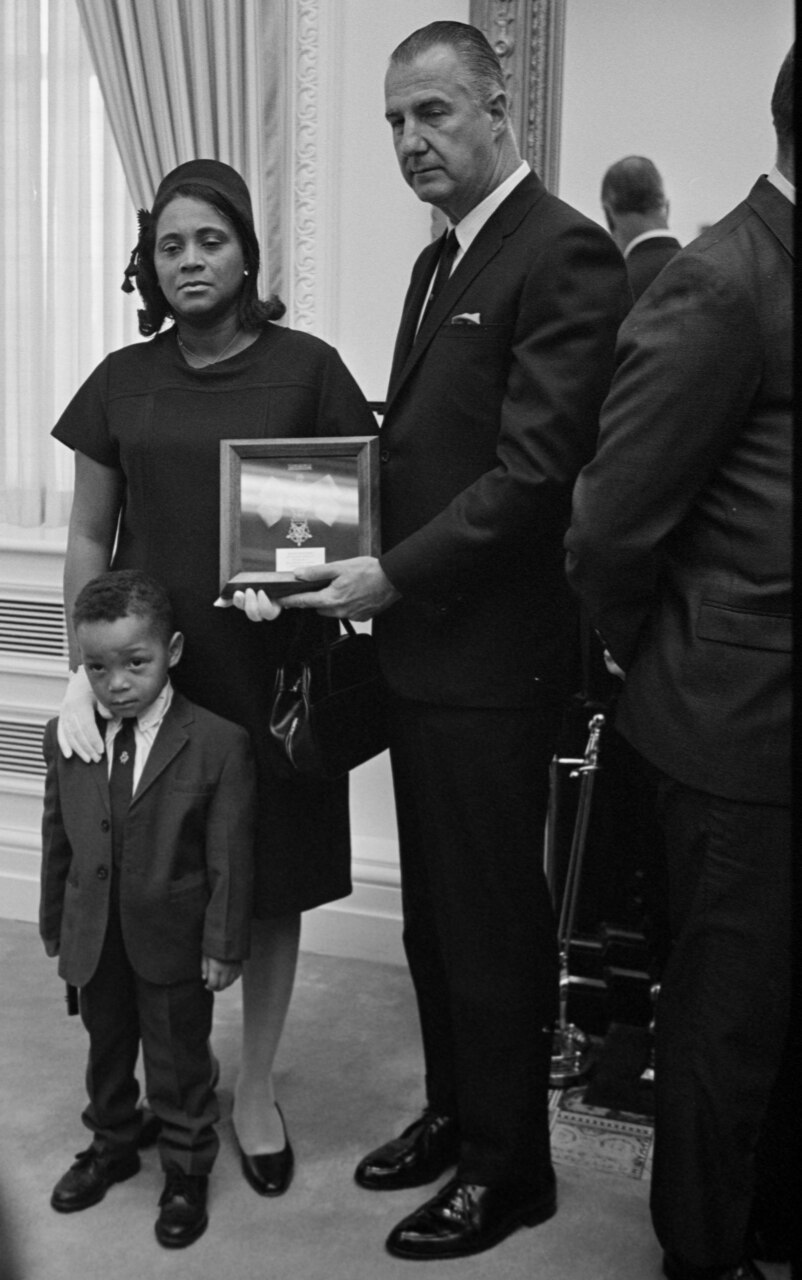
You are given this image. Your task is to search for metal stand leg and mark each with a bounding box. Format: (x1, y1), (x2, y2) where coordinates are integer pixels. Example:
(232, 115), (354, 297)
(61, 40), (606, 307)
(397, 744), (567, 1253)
(639, 981), (660, 1086)
(546, 713), (605, 1088)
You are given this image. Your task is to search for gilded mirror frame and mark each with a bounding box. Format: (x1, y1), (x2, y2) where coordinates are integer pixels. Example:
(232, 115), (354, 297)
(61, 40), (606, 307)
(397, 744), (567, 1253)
(470, 0), (566, 192)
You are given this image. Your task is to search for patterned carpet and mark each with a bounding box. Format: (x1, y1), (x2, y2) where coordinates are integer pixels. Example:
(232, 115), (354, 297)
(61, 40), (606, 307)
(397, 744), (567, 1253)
(549, 1084), (654, 1182)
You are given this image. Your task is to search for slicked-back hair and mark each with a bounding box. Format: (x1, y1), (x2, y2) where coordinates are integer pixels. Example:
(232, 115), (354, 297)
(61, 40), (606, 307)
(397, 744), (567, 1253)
(134, 182), (285, 337)
(73, 570), (175, 646)
(389, 21), (505, 107)
(771, 45), (794, 152)
(601, 156), (666, 216)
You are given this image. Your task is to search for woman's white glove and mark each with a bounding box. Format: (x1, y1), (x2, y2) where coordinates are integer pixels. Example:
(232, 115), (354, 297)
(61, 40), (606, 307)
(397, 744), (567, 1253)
(57, 666), (104, 762)
(232, 588), (282, 622)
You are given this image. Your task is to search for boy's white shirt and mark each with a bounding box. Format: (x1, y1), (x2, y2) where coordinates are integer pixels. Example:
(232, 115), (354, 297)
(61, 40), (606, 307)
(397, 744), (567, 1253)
(102, 679), (174, 792)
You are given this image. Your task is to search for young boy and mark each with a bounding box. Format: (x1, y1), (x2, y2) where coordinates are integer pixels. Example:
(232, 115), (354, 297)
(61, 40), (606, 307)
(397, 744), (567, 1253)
(40, 570), (255, 1248)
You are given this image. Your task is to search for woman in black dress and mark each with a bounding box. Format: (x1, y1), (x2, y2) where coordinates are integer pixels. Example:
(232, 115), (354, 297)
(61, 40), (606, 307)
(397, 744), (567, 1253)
(55, 160), (376, 1194)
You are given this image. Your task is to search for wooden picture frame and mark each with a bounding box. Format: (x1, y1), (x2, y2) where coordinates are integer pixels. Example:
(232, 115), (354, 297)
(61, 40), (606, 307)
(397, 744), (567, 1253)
(217, 436), (380, 601)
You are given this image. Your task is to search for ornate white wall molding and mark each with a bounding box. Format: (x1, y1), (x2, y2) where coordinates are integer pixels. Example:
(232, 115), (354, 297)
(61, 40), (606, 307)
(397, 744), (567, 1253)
(286, 0), (341, 340)
(471, 0), (566, 191)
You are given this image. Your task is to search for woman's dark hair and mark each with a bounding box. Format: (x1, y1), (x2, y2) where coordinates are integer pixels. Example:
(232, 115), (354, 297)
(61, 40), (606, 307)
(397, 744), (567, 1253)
(132, 181), (286, 336)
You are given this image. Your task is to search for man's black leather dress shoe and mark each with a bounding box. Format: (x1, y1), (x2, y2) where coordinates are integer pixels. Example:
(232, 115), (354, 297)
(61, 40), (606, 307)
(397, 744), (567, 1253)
(385, 1172), (557, 1259)
(50, 1146), (140, 1212)
(154, 1169), (209, 1248)
(662, 1252), (766, 1279)
(238, 1105), (294, 1196)
(355, 1111), (459, 1191)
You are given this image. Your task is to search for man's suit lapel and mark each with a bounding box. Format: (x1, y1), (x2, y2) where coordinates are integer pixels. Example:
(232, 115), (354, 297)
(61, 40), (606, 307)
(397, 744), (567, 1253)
(385, 172), (546, 414)
(387, 238), (441, 401)
(131, 693), (192, 806)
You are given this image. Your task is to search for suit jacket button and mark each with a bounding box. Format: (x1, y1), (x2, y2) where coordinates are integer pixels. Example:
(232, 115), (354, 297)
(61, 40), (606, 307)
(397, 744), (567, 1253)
(96, 866), (108, 880)
(380, 449), (390, 463)
(100, 819), (110, 832)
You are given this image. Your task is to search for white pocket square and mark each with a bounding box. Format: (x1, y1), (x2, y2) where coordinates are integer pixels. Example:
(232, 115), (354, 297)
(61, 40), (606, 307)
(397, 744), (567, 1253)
(450, 312), (481, 325)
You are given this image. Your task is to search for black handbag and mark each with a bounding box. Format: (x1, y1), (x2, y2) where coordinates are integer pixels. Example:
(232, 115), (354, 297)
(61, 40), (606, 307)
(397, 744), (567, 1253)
(269, 620), (389, 779)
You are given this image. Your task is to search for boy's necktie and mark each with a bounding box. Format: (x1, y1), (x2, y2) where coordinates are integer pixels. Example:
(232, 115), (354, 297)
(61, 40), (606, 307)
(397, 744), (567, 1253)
(109, 718), (136, 869)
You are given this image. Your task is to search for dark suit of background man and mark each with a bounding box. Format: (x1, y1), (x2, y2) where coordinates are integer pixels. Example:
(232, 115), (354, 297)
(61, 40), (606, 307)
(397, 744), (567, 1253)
(566, 46), (795, 1280)
(281, 20), (630, 1261)
(601, 155), (681, 300)
(591, 153), (683, 974)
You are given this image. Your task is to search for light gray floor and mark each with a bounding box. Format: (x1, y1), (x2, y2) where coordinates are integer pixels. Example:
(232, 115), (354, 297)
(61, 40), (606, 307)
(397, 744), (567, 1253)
(0, 918), (790, 1280)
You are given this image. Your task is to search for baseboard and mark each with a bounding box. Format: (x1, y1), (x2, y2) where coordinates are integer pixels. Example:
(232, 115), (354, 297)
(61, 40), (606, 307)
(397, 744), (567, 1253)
(301, 876), (405, 966)
(0, 816), (42, 925)
(0, 829), (405, 967)
(0, 868), (40, 926)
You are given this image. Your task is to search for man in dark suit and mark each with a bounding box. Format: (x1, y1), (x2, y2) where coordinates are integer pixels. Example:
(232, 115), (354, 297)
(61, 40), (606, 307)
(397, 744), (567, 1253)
(601, 156), (680, 299)
(566, 47), (794, 1280)
(276, 20), (629, 1260)
(41, 570), (255, 1248)
(589, 156), (681, 966)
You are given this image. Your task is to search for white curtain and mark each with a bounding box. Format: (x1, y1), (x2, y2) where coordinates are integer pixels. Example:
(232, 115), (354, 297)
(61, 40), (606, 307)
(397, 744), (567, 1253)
(0, 0), (287, 528)
(74, 0), (286, 302)
(0, 0), (141, 526)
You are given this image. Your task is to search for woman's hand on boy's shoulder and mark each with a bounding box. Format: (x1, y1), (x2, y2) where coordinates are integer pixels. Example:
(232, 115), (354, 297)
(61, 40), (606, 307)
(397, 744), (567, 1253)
(57, 667), (105, 762)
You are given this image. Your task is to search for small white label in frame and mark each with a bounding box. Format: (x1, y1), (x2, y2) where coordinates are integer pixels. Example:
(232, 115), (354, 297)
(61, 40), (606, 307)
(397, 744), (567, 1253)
(275, 547), (326, 571)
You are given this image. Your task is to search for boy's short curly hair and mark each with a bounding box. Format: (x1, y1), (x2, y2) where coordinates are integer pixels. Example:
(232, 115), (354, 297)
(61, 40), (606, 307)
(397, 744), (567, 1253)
(72, 570), (174, 645)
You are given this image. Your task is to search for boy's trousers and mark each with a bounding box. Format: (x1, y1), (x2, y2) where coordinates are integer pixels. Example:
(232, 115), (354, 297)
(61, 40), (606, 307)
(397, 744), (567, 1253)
(78, 887), (219, 1176)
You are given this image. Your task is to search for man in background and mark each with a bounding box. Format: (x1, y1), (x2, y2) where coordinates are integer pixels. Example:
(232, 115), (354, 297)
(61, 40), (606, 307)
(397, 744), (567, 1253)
(567, 47), (794, 1280)
(601, 155), (680, 298)
(274, 18), (630, 1261)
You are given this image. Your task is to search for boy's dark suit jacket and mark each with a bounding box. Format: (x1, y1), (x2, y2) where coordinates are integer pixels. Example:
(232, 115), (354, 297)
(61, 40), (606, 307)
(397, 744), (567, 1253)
(40, 691), (256, 986)
(374, 170), (630, 706)
(566, 177), (792, 804)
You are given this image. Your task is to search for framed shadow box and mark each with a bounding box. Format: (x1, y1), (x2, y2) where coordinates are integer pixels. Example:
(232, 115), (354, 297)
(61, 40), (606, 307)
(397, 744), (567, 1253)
(217, 436), (380, 601)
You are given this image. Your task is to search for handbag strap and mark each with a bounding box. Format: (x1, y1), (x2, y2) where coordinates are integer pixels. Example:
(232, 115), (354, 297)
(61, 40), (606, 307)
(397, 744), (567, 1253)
(281, 612), (357, 664)
(319, 618), (357, 649)
(321, 618), (357, 689)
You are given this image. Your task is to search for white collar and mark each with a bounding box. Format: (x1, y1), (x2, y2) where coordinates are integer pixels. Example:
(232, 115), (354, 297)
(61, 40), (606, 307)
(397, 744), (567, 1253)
(767, 166), (795, 205)
(450, 161), (530, 257)
(624, 228), (679, 259)
(103, 679), (174, 733)
(137, 679), (174, 734)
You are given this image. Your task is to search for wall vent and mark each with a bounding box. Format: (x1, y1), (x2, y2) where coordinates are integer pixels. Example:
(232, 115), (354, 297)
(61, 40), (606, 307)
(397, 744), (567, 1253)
(0, 720), (47, 776)
(0, 598), (67, 659)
